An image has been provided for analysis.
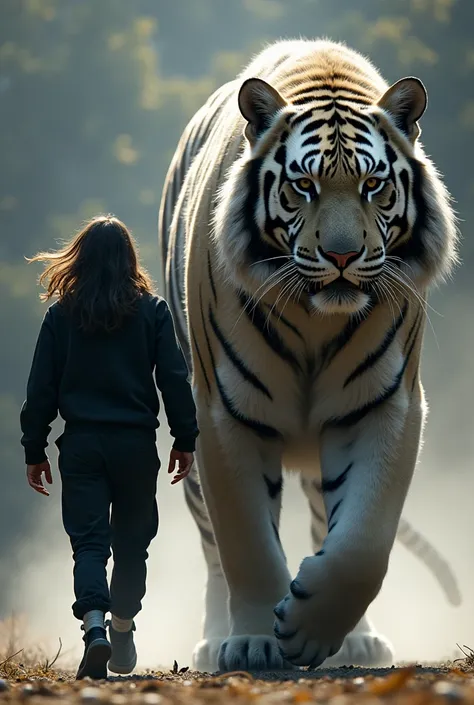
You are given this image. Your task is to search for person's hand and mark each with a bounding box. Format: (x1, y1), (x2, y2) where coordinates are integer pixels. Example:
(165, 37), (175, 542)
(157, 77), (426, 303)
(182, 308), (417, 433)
(27, 460), (52, 496)
(168, 449), (194, 485)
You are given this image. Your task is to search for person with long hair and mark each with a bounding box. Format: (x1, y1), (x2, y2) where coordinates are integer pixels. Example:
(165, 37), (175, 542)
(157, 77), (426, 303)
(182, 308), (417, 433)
(20, 215), (198, 680)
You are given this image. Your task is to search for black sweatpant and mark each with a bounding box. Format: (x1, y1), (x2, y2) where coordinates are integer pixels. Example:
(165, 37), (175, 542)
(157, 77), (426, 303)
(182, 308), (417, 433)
(57, 428), (160, 620)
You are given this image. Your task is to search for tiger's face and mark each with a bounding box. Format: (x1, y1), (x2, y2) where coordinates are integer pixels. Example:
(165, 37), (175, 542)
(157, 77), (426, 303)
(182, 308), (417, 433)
(217, 74), (456, 316)
(259, 109), (417, 315)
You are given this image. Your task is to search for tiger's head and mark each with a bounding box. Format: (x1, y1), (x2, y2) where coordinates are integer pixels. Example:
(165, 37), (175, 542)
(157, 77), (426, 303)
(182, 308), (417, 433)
(215, 71), (458, 316)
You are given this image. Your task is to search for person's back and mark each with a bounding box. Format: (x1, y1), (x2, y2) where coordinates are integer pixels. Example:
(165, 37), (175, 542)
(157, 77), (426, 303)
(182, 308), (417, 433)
(26, 292), (196, 442)
(57, 294), (160, 431)
(20, 216), (198, 680)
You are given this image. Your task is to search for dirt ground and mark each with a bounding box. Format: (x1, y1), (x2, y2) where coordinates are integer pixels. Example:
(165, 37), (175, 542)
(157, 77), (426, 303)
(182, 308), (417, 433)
(2, 664), (474, 704)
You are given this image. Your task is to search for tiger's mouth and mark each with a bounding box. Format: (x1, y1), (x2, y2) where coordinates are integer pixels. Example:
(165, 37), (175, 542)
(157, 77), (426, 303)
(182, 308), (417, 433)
(302, 276), (371, 313)
(303, 278), (361, 296)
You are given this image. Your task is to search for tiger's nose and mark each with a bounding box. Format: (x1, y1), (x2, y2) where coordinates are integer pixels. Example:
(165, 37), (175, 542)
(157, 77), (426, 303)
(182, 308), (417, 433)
(321, 249), (360, 269)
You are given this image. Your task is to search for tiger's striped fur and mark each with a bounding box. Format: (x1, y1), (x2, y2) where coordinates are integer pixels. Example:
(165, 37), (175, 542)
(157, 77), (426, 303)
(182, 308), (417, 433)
(159, 39), (459, 672)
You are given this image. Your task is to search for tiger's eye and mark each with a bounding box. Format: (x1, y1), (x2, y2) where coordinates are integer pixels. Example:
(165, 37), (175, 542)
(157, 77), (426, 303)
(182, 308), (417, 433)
(365, 177), (381, 190)
(296, 178), (312, 190)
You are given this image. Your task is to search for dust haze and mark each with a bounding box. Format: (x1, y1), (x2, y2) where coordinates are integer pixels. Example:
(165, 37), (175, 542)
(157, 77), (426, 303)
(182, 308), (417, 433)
(2, 0), (474, 673)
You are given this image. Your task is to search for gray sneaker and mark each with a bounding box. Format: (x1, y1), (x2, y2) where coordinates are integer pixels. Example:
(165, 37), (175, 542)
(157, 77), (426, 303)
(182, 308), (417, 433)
(107, 621), (137, 675)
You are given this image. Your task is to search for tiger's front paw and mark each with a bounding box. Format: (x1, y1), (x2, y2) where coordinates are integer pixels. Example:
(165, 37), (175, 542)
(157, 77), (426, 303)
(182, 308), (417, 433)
(217, 634), (295, 672)
(273, 591), (343, 668)
(273, 555), (380, 667)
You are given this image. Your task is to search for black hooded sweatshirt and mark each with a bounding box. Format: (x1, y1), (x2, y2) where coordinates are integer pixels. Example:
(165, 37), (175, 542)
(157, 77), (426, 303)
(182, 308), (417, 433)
(20, 293), (198, 464)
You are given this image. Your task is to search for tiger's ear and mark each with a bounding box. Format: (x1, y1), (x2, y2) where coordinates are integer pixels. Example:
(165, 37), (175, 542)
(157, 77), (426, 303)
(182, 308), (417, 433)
(377, 77), (427, 143)
(238, 78), (287, 145)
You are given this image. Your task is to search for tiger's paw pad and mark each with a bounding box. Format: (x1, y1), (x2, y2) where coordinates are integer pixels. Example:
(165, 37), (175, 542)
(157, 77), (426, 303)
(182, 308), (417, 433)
(217, 635), (293, 672)
(323, 632), (394, 668)
(193, 637), (224, 673)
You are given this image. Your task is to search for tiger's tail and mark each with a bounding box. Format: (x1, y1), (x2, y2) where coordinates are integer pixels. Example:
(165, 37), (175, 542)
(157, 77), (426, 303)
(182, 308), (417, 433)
(396, 517), (461, 606)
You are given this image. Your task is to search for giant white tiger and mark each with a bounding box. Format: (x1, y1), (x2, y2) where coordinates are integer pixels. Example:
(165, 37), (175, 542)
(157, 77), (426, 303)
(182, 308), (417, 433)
(158, 39), (460, 672)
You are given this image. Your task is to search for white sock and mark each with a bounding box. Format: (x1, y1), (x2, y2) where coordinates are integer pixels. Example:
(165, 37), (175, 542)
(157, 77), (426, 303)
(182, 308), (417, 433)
(83, 610), (105, 633)
(111, 615), (133, 632)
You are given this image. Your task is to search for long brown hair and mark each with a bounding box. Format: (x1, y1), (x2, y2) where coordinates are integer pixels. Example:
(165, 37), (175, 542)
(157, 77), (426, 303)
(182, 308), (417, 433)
(29, 215), (155, 332)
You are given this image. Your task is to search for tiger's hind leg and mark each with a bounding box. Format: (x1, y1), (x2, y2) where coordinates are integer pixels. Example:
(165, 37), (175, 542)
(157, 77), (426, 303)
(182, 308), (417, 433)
(300, 476), (394, 667)
(184, 465), (229, 673)
(322, 615), (394, 667)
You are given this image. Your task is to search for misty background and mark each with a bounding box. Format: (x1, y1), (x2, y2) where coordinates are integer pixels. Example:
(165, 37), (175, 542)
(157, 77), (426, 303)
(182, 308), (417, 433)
(1, 0), (473, 668)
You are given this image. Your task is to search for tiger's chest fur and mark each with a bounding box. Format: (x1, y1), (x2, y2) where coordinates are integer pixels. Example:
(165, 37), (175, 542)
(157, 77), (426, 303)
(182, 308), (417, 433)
(207, 280), (416, 445)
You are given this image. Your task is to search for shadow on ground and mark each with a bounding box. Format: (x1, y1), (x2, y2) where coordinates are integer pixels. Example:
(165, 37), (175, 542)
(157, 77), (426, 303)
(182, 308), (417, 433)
(107, 665), (450, 683)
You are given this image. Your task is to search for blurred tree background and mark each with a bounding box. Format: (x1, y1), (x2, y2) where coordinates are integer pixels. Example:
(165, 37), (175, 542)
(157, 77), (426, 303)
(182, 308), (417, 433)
(1, 0), (472, 613)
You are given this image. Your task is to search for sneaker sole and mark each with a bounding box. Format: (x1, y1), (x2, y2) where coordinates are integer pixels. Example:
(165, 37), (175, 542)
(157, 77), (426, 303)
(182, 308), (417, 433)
(76, 638), (112, 680)
(108, 654), (137, 675)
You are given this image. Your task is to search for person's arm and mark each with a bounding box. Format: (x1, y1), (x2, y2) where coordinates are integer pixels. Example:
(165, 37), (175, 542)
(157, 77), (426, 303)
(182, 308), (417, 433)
(154, 299), (199, 452)
(20, 308), (59, 465)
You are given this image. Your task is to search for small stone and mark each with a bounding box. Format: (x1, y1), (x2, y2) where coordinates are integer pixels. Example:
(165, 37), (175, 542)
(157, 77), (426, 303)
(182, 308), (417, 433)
(141, 694), (163, 705)
(0, 679), (9, 692)
(21, 683), (35, 696)
(433, 681), (462, 700)
(110, 696), (127, 705)
(80, 686), (103, 702)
